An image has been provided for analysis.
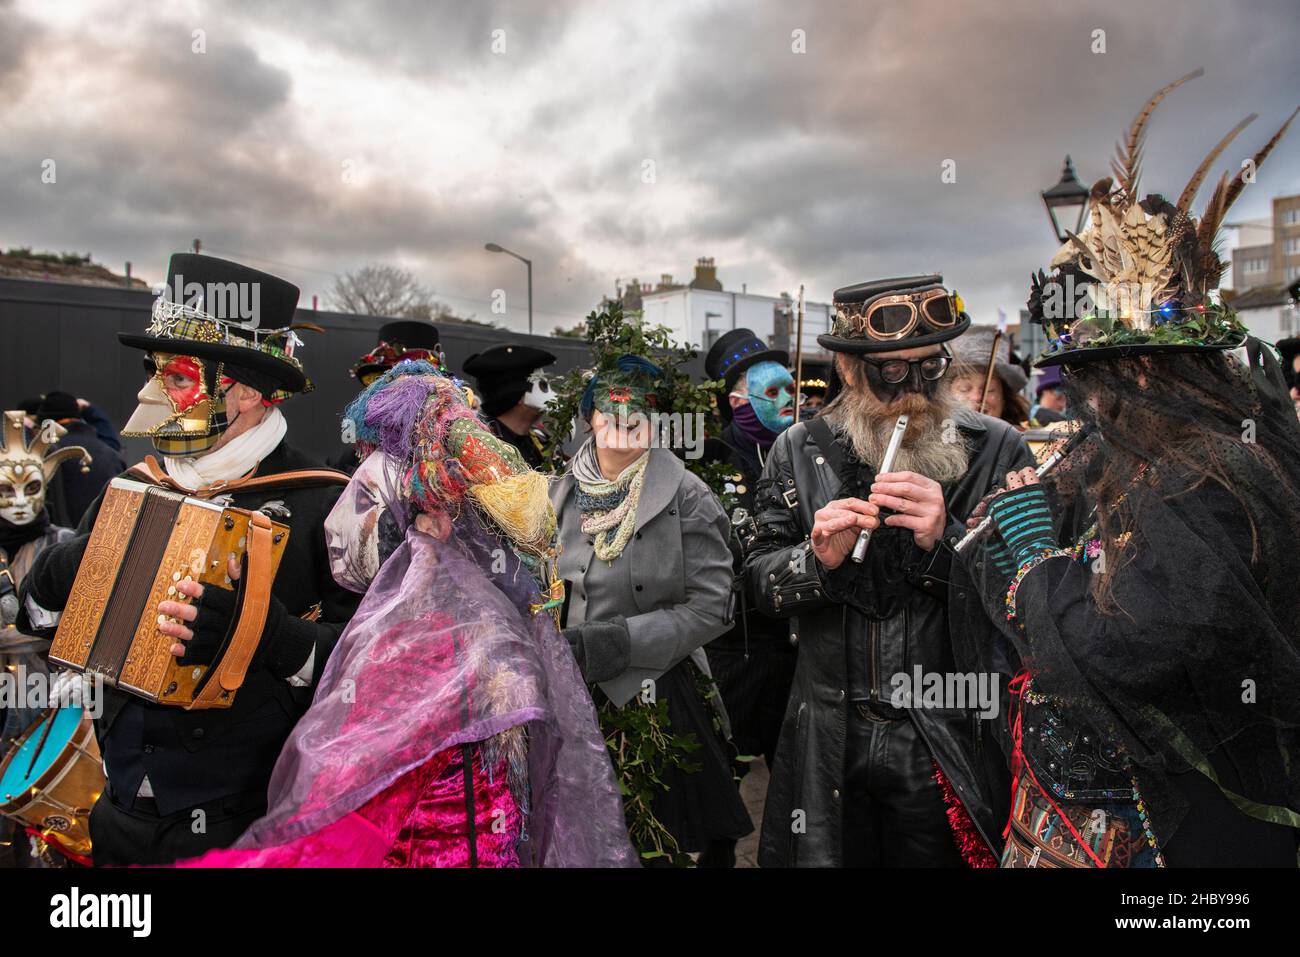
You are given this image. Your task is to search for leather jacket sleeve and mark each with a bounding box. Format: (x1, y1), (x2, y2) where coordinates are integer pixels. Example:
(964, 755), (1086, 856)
(743, 432), (832, 619)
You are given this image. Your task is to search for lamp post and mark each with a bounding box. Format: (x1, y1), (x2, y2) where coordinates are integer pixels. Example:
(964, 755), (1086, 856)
(485, 242), (533, 335)
(1041, 155), (1090, 244)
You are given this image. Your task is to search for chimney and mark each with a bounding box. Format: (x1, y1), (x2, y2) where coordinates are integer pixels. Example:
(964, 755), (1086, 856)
(691, 257), (722, 291)
(660, 273), (673, 289)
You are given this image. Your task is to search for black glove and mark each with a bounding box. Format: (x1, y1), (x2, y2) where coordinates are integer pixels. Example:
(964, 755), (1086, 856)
(561, 616), (631, 684)
(177, 582), (315, 680)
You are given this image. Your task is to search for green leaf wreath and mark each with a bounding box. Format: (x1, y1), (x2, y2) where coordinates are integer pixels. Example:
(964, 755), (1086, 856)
(541, 302), (739, 863)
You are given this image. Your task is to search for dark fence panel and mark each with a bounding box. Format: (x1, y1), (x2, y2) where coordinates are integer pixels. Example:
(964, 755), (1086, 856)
(0, 277), (710, 464)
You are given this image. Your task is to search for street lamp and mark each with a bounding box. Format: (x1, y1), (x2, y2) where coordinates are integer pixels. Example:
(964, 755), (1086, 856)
(485, 242), (533, 335)
(1041, 155), (1090, 244)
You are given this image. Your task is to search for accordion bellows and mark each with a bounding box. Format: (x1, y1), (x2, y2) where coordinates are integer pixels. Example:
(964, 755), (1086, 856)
(49, 478), (289, 709)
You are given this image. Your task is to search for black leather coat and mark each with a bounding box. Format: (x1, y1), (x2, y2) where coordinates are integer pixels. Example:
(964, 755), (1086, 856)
(745, 409), (1032, 867)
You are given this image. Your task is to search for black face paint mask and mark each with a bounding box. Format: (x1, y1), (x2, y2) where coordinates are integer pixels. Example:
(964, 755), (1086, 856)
(859, 359), (943, 405)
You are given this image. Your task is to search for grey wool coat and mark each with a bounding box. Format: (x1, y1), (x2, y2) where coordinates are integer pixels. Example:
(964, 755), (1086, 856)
(551, 447), (735, 707)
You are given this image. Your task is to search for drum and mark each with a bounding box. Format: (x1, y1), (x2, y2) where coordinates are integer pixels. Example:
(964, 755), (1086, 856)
(0, 706), (103, 861)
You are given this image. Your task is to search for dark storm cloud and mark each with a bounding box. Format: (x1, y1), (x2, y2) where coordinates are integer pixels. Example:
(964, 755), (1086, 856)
(0, 3), (592, 319)
(601, 0), (1300, 306)
(0, 0), (42, 93)
(222, 0), (578, 75)
(1, 0), (1297, 328)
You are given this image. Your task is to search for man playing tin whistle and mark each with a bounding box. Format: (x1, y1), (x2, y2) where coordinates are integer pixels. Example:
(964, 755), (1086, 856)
(744, 275), (1032, 868)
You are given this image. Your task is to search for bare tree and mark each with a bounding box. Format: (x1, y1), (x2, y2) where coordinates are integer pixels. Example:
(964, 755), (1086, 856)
(329, 264), (457, 321)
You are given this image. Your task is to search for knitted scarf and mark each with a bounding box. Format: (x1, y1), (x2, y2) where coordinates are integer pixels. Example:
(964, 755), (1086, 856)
(572, 439), (649, 563)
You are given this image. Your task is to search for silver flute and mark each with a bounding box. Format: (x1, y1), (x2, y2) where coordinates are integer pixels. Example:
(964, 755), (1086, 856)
(850, 413), (909, 563)
(953, 425), (1091, 554)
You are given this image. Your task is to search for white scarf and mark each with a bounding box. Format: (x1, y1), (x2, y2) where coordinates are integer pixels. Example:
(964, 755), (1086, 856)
(163, 407), (287, 490)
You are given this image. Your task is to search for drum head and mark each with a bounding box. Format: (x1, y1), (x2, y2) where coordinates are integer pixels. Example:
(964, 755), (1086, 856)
(0, 706), (84, 808)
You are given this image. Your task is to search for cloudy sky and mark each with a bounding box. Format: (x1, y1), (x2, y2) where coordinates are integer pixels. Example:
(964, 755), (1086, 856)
(2, 0), (1298, 333)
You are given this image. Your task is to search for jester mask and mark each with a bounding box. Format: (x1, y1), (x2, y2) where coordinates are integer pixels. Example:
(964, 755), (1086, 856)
(0, 411), (91, 526)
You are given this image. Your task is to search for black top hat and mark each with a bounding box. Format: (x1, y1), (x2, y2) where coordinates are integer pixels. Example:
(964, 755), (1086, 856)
(376, 321), (440, 352)
(352, 320), (442, 382)
(119, 253), (307, 396)
(820, 274), (970, 354)
(462, 344), (556, 417)
(704, 329), (789, 392)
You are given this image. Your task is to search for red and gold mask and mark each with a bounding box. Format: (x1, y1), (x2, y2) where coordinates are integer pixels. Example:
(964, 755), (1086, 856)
(121, 353), (235, 455)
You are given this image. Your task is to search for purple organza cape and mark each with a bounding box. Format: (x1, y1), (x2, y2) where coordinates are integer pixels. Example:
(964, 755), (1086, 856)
(184, 452), (635, 867)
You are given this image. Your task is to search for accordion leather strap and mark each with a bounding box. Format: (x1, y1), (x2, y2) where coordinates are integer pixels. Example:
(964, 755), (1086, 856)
(128, 456), (350, 499)
(189, 512), (275, 709)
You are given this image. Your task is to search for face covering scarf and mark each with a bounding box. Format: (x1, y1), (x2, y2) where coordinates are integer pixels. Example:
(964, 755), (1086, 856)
(161, 406), (287, 490)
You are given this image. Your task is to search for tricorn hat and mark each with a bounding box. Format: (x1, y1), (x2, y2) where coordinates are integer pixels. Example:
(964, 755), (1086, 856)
(1030, 70), (1297, 368)
(704, 328), (789, 392)
(462, 343), (556, 417)
(820, 275), (970, 354)
(119, 253), (308, 397)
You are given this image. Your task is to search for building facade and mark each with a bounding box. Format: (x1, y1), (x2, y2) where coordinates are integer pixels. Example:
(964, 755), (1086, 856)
(1230, 194), (1300, 291)
(635, 258), (832, 362)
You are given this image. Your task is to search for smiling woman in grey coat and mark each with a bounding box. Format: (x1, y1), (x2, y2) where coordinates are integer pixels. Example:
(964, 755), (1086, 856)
(551, 354), (753, 863)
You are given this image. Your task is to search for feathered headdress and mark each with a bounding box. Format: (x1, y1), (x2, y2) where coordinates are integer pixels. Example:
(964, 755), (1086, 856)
(1031, 69), (1298, 367)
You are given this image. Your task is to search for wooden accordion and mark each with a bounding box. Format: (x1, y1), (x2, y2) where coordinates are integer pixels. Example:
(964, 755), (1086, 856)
(48, 478), (290, 710)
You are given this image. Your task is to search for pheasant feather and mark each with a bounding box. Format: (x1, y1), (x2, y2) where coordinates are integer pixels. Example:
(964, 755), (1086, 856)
(1111, 68), (1204, 201)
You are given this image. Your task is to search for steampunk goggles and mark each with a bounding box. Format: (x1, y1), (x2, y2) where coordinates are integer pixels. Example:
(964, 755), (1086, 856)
(843, 287), (962, 342)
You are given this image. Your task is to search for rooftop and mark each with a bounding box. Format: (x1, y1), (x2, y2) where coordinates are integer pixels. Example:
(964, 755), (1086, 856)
(0, 249), (148, 289)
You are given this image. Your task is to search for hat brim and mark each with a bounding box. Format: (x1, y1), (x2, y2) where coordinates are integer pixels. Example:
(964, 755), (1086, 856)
(352, 361), (389, 382)
(118, 333), (307, 393)
(720, 348), (790, 390)
(1034, 336), (1246, 369)
(817, 316), (970, 354)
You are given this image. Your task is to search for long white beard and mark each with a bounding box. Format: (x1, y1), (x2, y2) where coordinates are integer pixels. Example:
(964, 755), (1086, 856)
(824, 380), (970, 483)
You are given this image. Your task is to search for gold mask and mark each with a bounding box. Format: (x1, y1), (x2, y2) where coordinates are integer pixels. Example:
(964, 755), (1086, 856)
(0, 411), (91, 526)
(121, 353), (232, 455)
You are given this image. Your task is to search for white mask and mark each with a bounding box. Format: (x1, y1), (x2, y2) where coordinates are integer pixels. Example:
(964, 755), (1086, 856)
(0, 463), (44, 525)
(522, 370), (556, 411)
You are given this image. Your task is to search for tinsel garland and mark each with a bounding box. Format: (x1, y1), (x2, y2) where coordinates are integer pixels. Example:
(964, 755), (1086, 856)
(931, 761), (998, 868)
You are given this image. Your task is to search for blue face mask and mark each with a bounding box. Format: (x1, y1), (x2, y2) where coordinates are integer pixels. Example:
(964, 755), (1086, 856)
(742, 361), (796, 434)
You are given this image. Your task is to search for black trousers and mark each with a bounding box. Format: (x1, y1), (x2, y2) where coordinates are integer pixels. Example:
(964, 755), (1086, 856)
(89, 790), (266, 867)
(706, 641), (797, 771)
(841, 707), (963, 867)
